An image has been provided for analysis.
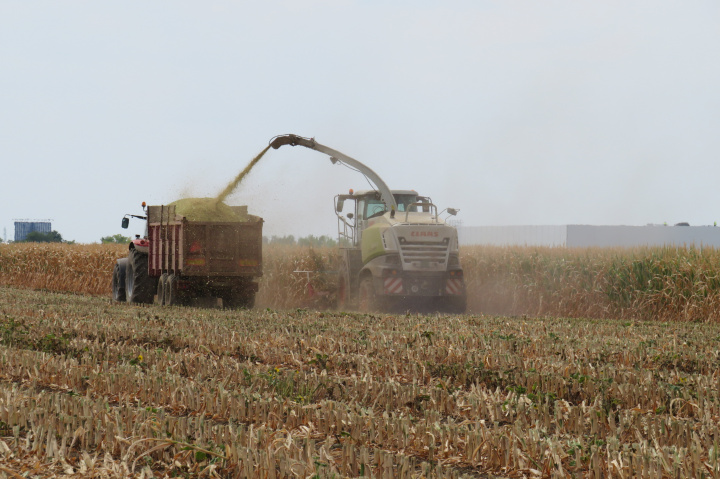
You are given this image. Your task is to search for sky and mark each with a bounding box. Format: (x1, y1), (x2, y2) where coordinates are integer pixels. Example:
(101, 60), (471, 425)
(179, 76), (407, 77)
(1, 1), (719, 243)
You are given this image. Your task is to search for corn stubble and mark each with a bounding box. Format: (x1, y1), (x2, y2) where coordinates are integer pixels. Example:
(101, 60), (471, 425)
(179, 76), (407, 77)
(0, 286), (719, 477)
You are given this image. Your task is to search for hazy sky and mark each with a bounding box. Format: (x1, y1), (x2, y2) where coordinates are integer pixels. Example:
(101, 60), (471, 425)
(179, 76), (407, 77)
(2, 1), (719, 243)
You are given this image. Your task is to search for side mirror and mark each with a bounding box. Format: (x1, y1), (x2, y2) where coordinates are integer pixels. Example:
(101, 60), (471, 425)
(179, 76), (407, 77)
(447, 208), (459, 216)
(121, 217), (129, 229)
(347, 213), (354, 220)
(336, 198), (345, 213)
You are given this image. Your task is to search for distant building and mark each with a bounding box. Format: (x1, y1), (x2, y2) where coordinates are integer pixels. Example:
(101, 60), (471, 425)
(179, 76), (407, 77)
(458, 225), (720, 248)
(14, 221), (52, 242)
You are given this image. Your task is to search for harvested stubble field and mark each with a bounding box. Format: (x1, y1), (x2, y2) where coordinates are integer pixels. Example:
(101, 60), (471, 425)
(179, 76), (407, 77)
(2, 244), (720, 477)
(0, 288), (719, 477)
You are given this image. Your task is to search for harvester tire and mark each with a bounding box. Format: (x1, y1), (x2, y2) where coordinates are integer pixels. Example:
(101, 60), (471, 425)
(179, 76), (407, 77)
(125, 249), (154, 304)
(112, 258), (128, 302)
(442, 295), (467, 314)
(358, 277), (379, 313)
(157, 273), (168, 306)
(336, 273), (349, 310)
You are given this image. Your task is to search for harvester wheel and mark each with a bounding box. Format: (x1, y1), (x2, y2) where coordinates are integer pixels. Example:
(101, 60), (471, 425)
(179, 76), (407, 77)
(112, 258), (128, 302)
(165, 274), (178, 306)
(441, 295), (467, 314)
(125, 249), (154, 304)
(337, 274), (348, 310)
(358, 277), (379, 313)
(157, 273), (168, 306)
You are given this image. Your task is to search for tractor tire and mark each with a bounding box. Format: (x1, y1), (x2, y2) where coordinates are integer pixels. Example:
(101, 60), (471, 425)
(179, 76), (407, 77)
(112, 258), (128, 302)
(358, 276), (380, 313)
(125, 249), (155, 304)
(164, 274), (178, 306)
(157, 273), (168, 306)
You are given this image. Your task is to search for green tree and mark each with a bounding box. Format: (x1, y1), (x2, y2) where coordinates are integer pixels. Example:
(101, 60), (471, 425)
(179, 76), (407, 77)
(24, 230), (63, 243)
(101, 234), (131, 244)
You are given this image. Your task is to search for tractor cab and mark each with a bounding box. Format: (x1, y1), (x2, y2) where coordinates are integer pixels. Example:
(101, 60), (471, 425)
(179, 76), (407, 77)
(121, 202), (150, 249)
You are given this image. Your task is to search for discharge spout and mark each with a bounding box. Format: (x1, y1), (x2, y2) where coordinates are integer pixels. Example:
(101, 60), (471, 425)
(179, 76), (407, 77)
(268, 134), (397, 212)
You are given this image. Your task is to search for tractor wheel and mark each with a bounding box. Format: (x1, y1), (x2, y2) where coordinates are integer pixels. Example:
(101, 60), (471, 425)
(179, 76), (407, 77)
(112, 258), (128, 302)
(157, 273), (168, 306)
(165, 274), (178, 306)
(125, 249), (155, 304)
(358, 276), (380, 313)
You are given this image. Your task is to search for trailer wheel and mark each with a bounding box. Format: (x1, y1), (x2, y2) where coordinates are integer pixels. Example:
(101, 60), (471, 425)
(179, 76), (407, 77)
(242, 292), (256, 309)
(125, 249), (154, 304)
(358, 277), (379, 313)
(157, 273), (168, 306)
(224, 289), (255, 309)
(165, 274), (178, 306)
(112, 258), (128, 302)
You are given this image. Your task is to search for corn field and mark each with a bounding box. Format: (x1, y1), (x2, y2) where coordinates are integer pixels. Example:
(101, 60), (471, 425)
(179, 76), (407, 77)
(461, 245), (720, 321)
(0, 243), (126, 296)
(3, 243), (720, 320)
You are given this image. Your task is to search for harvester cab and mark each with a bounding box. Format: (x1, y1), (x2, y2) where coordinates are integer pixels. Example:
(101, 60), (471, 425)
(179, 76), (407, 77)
(335, 190), (438, 245)
(270, 134), (467, 313)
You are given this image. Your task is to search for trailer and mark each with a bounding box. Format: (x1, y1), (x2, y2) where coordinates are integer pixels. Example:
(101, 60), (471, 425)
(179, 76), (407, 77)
(112, 201), (263, 308)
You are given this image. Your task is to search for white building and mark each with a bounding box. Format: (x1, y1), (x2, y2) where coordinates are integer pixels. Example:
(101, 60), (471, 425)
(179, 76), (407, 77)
(458, 225), (720, 248)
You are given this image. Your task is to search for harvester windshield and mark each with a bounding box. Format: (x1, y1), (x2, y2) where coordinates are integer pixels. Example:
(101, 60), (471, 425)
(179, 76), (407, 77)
(395, 194), (424, 212)
(362, 193), (430, 219)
